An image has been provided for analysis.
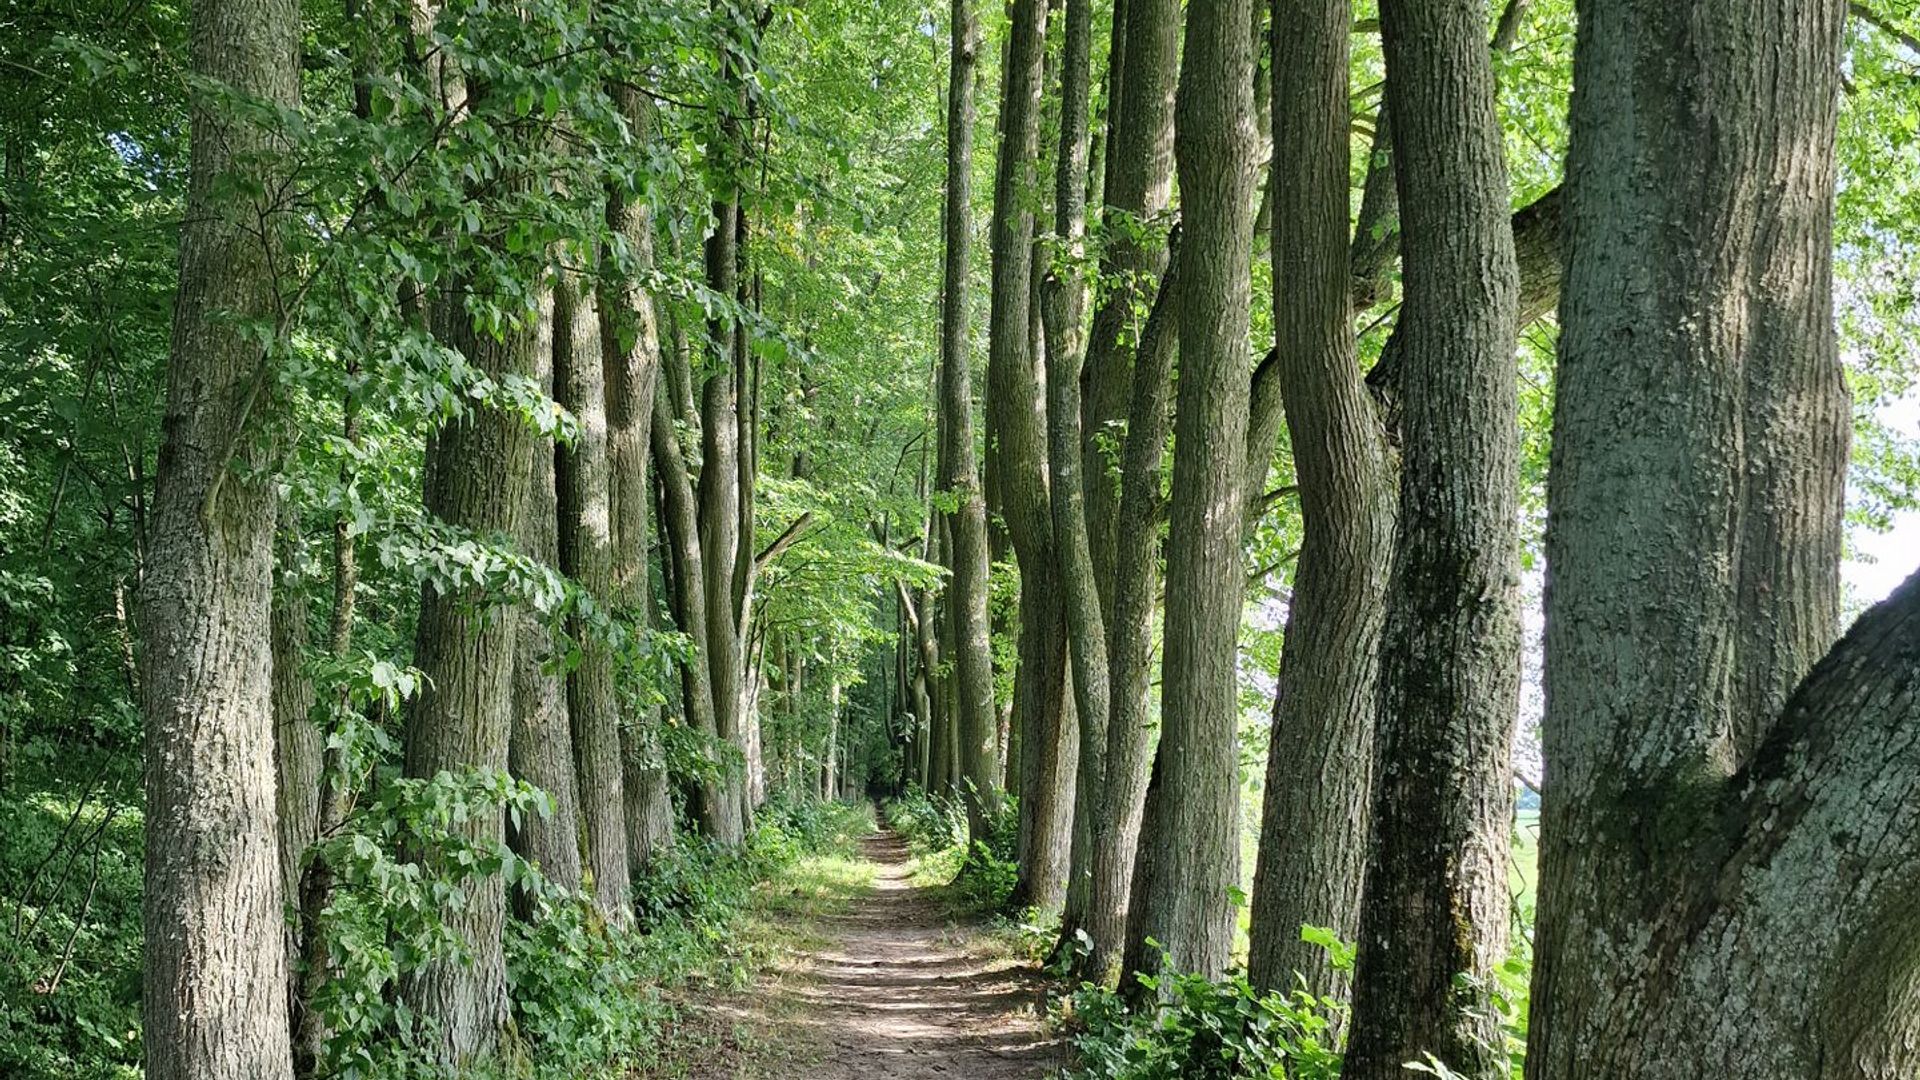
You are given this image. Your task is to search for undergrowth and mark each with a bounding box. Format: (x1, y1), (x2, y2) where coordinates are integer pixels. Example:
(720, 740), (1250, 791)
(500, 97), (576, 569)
(1055, 925), (1531, 1080)
(0, 775), (870, 1080)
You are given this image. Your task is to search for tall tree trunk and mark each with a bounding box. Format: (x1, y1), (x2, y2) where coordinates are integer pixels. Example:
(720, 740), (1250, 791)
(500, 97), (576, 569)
(653, 388), (739, 842)
(1341, 0), (1521, 1072)
(936, 0), (1001, 845)
(555, 259), (631, 921)
(1244, 0), (1395, 1001)
(508, 289), (582, 897)
(1080, 0), (1179, 614)
(139, 0), (299, 1070)
(273, 525), (320, 946)
(926, 518), (954, 797)
(294, 379), (366, 1074)
(406, 311), (536, 1063)
(1122, 0), (1257, 983)
(1523, 1), (1909, 1077)
(700, 193), (750, 840)
(990, 0), (1067, 907)
(1079, 0), (1182, 987)
(1087, 230), (1179, 984)
(1042, 0), (1108, 951)
(604, 85), (673, 869)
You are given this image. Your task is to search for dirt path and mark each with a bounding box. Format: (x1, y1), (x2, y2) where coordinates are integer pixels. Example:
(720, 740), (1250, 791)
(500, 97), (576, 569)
(764, 831), (1063, 1079)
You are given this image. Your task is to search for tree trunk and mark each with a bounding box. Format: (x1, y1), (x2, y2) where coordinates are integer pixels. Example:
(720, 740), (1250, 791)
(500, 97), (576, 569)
(603, 84), (673, 868)
(555, 260), (631, 921)
(1042, 0), (1109, 953)
(1244, 0), (1395, 1002)
(508, 288), (582, 897)
(1080, 0), (1179, 614)
(653, 387), (739, 842)
(294, 381), (366, 1073)
(1341, 0), (1521, 1072)
(1122, 0), (1257, 982)
(1087, 231), (1180, 984)
(273, 526), (320, 944)
(139, 0), (300, 1070)
(937, 0), (1001, 845)
(1525, 1), (1899, 1076)
(700, 196), (751, 839)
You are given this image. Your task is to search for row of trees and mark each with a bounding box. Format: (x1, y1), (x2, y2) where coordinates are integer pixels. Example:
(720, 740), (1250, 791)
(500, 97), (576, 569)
(10, 0), (1920, 1073)
(6, 0), (948, 1072)
(890, 0), (1920, 1077)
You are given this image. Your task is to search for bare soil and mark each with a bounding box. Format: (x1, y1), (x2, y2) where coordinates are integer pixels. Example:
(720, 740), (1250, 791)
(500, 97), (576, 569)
(706, 831), (1064, 1079)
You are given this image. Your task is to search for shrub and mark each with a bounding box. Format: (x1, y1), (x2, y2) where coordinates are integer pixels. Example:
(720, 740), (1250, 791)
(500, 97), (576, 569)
(1061, 934), (1349, 1080)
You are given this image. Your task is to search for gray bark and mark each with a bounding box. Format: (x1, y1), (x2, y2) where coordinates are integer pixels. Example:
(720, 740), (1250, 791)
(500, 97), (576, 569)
(1080, 0), (1179, 617)
(1122, 0), (1257, 982)
(653, 386), (739, 843)
(936, 0), (1001, 844)
(991, 0), (1072, 913)
(604, 85), (674, 868)
(1526, 0), (1896, 1076)
(138, 0), (300, 1071)
(507, 289), (583, 897)
(1342, 0), (1521, 1072)
(1244, 0), (1395, 1003)
(1043, 0), (1110, 952)
(555, 263), (630, 920)
(1087, 230), (1179, 984)
(405, 275), (534, 1061)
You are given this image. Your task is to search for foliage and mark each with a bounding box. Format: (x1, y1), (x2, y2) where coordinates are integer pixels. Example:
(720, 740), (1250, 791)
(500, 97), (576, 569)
(1061, 952), (1347, 1080)
(883, 785), (967, 853)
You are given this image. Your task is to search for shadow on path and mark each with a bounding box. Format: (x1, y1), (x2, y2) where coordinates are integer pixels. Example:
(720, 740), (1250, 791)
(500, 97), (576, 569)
(772, 831), (1063, 1079)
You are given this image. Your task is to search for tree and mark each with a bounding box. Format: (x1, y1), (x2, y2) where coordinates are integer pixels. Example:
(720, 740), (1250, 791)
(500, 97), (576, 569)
(1524, 1), (1920, 1076)
(1244, 0), (1395, 1003)
(508, 290), (583, 897)
(1121, 0), (1258, 984)
(402, 41), (539, 1063)
(555, 256), (631, 921)
(1340, 0), (1521, 1072)
(990, 0), (1075, 914)
(140, 0), (301, 1073)
(603, 86), (674, 869)
(936, 0), (1001, 846)
(1080, 0), (1183, 982)
(1041, 0), (1110, 952)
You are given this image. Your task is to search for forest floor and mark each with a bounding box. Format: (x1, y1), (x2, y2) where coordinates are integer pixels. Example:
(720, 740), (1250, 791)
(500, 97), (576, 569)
(674, 830), (1064, 1079)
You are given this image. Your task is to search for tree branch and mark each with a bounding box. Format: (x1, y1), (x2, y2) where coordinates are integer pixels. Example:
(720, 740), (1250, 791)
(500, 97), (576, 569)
(753, 511), (815, 573)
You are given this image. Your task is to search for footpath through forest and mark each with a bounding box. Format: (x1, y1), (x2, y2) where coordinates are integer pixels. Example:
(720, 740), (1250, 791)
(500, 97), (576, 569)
(698, 831), (1063, 1079)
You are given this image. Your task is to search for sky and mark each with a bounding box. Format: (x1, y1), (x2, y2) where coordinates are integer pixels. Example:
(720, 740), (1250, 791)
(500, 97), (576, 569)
(1844, 394), (1920, 609)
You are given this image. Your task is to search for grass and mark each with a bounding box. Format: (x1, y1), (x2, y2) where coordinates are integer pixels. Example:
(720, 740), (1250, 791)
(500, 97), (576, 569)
(635, 803), (877, 1079)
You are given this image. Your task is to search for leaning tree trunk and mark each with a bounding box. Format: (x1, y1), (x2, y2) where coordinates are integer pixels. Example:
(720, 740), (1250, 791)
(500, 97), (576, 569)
(1523, 0), (1911, 1076)
(507, 288), (583, 898)
(1121, 0), (1257, 984)
(936, 0), (1001, 846)
(1243, 0), (1395, 1002)
(139, 0), (299, 1071)
(1341, 0), (1521, 1072)
(555, 258), (631, 921)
